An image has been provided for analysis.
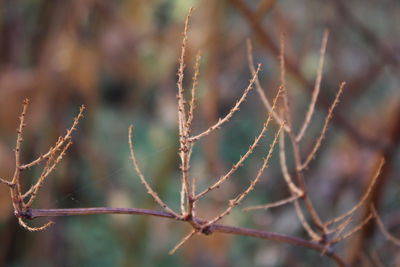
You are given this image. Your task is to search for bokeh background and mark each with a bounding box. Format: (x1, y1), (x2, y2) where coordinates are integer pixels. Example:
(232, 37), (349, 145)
(0, 0), (399, 266)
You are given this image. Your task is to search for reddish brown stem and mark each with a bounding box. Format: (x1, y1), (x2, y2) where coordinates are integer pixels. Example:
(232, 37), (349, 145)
(26, 207), (347, 266)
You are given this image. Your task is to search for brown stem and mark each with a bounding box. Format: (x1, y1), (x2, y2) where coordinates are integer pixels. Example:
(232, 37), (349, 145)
(229, 0), (386, 151)
(29, 207), (176, 220)
(27, 207), (347, 266)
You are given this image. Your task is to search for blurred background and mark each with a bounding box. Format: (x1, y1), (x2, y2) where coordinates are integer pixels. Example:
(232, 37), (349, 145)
(0, 0), (399, 266)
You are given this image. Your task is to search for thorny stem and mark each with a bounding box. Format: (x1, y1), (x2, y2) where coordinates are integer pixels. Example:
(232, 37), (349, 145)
(188, 64), (262, 142)
(10, 99), (29, 214)
(177, 8), (193, 215)
(194, 86), (283, 201)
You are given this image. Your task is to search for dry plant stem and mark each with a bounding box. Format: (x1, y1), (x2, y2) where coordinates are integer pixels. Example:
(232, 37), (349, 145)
(191, 177), (197, 217)
(296, 30), (329, 142)
(128, 125), (180, 218)
(194, 86), (283, 201)
(330, 214), (373, 245)
(205, 122), (285, 227)
(231, 0), (385, 151)
(279, 35), (293, 128)
(18, 217), (54, 232)
(243, 194), (300, 211)
(246, 40), (290, 132)
(188, 64), (262, 142)
(293, 199), (321, 241)
(0, 178), (13, 186)
(325, 159), (384, 227)
(322, 217), (352, 256)
(279, 65), (325, 234)
(327, 216), (353, 235)
(21, 106), (85, 169)
(177, 8), (193, 215)
(278, 131), (303, 196)
(186, 51), (201, 132)
(2, 100), (85, 231)
(289, 130), (325, 233)
(24, 141), (72, 207)
(26, 206), (347, 266)
(10, 99), (29, 214)
(331, 217), (352, 242)
(371, 204), (400, 246)
(169, 229), (198, 255)
(301, 81), (346, 170)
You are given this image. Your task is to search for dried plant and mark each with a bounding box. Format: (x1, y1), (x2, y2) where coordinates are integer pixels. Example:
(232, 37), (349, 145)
(0, 99), (85, 231)
(0, 8), (398, 267)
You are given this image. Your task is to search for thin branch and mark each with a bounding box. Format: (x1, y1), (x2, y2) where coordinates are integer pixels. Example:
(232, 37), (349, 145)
(0, 177), (12, 186)
(326, 215), (352, 235)
(246, 40), (290, 132)
(301, 81), (346, 170)
(371, 204), (400, 246)
(230, 0), (385, 151)
(18, 217), (54, 232)
(288, 131), (325, 233)
(28, 206), (347, 266)
(279, 37), (293, 129)
(177, 7), (192, 138)
(296, 30), (329, 142)
(191, 177), (197, 217)
(330, 213), (373, 245)
(20, 105), (85, 170)
(10, 99), (29, 214)
(169, 229), (198, 255)
(128, 125), (180, 218)
(325, 159), (384, 227)
(330, 216), (352, 239)
(205, 122), (284, 227)
(243, 194), (300, 211)
(186, 51), (201, 132)
(188, 64), (262, 142)
(177, 8), (193, 215)
(293, 199), (321, 242)
(24, 141), (72, 208)
(278, 131), (303, 196)
(322, 216), (352, 255)
(194, 86), (283, 201)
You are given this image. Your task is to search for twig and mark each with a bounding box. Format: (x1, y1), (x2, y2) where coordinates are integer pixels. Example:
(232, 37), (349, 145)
(325, 159), (384, 227)
(301, 81), (346, 170)
(20, 105), (85, 169)
(371, 204), (400, 246)
(194, 86), (283, 201)
(27, 207), (347, 266)
(246, 40), (290, 132)
(24, 141), (72, 207)
(177, 8), (193, 215)
(296, 30), (329, 142)
(169, 229), (198, 255)
(186, 51), (202, 132)
(205, 122), (284, 227)
(188, 64), (262, 142)
(243, 194), (300, 211)
(293, 199), (321, 242)
(128, 125), (180, 218)
(330, 213), (373, 245)
(278, 131), (303, 196)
